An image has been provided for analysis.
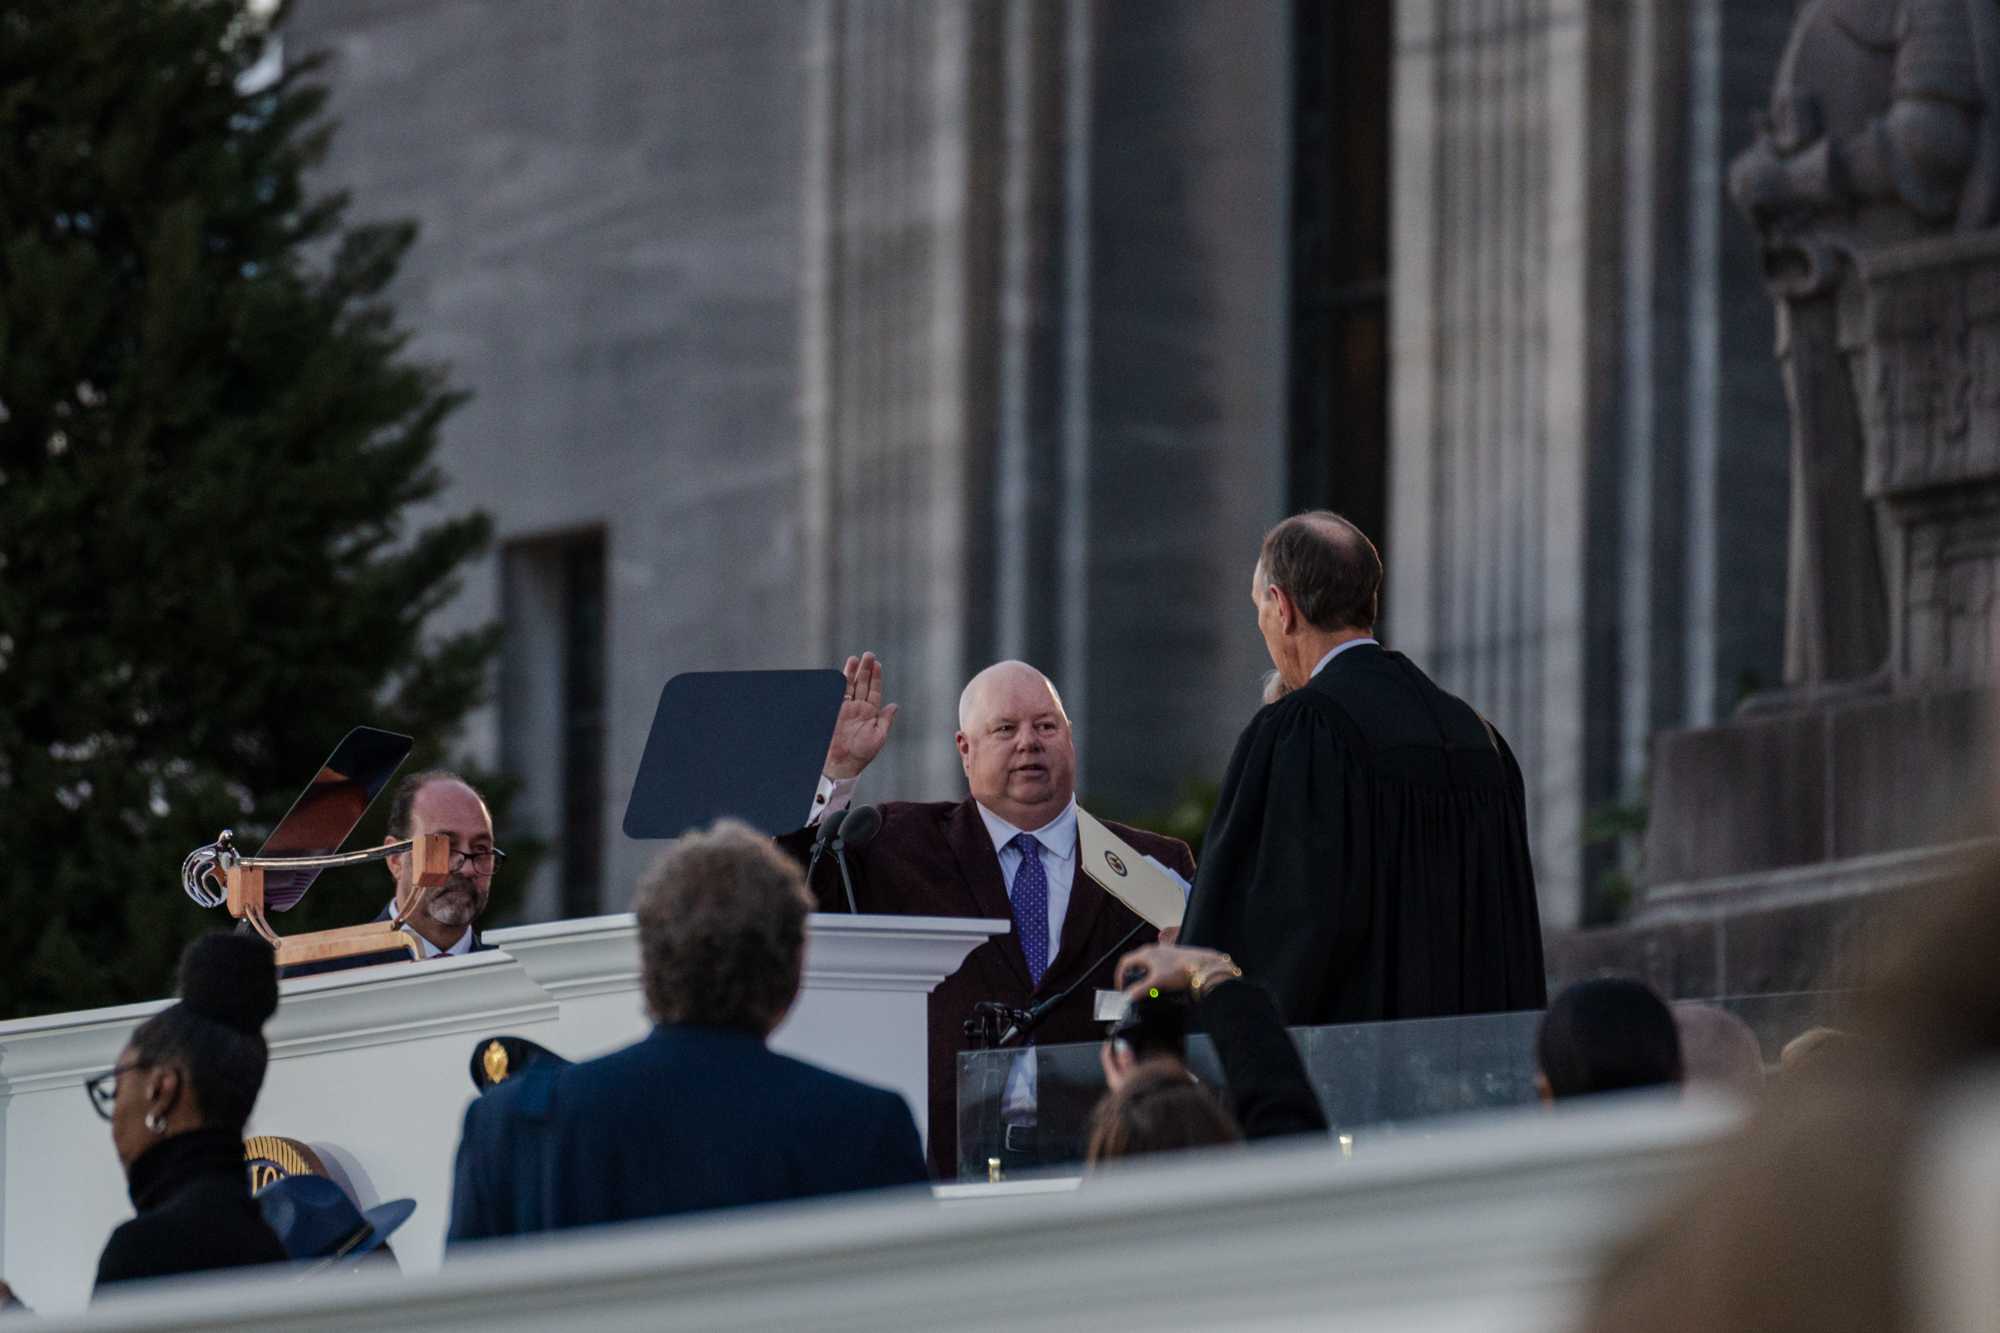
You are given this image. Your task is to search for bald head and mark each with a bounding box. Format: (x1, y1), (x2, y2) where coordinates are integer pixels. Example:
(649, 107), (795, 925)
(955, 661), (1076, 829)
(958, 660), (1068, 731)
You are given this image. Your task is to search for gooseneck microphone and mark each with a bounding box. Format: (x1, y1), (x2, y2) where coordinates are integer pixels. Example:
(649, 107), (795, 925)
(994, 917), (1151, 1047)
(804, 806), (848, 890)
(828, 803), (880, 916)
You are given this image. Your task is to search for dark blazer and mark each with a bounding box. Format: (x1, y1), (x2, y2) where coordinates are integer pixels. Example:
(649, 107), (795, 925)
(447, 1024), (928, 1242)
(95, 1129), (288, 1291)
(779, 800), (1196, 1178)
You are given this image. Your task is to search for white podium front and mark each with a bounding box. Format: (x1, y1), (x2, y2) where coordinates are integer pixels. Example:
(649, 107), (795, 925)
(0, 913), (1003, 1314)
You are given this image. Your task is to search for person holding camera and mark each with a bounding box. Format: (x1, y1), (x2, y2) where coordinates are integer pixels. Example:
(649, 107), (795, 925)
(1098, 944), (1329, 1148)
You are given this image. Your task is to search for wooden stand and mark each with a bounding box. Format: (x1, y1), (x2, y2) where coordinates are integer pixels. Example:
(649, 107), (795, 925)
(226, 833), (451, 970)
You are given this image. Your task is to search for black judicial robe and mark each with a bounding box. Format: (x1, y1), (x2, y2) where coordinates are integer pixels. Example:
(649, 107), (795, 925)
(1180, 643), (1546, 1027)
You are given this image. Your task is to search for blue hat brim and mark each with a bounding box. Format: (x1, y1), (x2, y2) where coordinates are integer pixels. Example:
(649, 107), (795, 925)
(348, 1197), (417, 1256)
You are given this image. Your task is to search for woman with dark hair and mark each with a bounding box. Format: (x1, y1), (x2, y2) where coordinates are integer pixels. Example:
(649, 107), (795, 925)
(1085, 1060), (1244, 1166)
(87, 932), (288, 1288)
(1534, 977), (1683, 1102)
(1084, 943), (1330, 1168)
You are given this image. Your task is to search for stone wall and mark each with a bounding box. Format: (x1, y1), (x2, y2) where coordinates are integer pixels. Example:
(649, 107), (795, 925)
(291, 0), (1289, 914)
(1389, 0), (1792, 927)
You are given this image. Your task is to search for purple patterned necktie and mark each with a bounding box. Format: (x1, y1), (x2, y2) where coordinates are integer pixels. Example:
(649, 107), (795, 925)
(1007, 832), (1050, 987)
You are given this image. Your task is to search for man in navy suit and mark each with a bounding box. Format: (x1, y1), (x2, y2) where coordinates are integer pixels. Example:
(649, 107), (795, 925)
(446, 820), (928, 1242)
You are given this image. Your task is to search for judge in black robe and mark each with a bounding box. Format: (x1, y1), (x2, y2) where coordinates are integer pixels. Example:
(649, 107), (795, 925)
(1182, 642), (1546, 1024)
(1180, 515), (1546, 1026)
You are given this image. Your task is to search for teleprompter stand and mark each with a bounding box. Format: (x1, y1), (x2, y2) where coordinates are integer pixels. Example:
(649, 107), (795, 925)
(211, 828), (452, 971)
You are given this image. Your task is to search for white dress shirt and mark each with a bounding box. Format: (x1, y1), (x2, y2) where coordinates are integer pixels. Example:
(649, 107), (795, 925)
(1310, 636), (1378, 679)
(973, 799), (1079, 951)
(808, 773), (859, 823)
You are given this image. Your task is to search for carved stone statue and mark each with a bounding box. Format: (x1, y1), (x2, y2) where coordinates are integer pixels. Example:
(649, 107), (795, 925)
(1728, 0), (2000, 693)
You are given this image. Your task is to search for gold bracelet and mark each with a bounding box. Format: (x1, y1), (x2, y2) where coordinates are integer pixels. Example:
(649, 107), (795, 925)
(1190, 957), (1242, 999)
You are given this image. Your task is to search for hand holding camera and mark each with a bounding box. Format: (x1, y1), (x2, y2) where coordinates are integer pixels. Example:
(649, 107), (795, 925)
(1113, 943), (1243, 999)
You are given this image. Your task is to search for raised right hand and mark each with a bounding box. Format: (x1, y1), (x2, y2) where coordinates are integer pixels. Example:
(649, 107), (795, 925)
(823, 652), (900, 780)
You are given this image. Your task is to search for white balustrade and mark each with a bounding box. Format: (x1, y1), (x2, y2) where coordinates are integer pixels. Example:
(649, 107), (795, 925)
(29, 1093), (1743, 1332)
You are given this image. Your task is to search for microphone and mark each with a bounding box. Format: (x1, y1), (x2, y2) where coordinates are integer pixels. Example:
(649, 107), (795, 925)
(994, 918), (1151, 1047)
(838, 803), (881, 848)
(828, 803), (880, 915)
(804, 806), (848, 890)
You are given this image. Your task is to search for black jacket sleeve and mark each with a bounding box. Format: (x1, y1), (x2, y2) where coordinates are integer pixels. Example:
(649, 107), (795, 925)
(1199, 978), (1329, 1141)
(93, 1219), (148, 1290)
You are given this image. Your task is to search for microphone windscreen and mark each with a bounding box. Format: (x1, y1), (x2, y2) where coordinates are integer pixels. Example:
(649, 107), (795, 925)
(817, 806), (849, 843)
(839, 803), (882, 848)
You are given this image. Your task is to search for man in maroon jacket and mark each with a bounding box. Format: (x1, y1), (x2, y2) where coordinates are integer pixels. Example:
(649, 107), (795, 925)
(779, 653), (1195, 1179)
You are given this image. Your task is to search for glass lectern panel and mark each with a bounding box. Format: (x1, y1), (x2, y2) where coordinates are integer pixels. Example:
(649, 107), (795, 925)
(956, 1007), (1543, 1182)
(955, 990), (1856, 1181)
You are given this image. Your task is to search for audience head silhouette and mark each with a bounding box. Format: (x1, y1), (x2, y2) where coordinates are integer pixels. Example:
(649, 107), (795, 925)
(635, 818), (813, 1037)
(1085, 1060), (1243, 1166)
(1673, 1003), (1764, 1099)
(114, 933), (280, 1167)
(1535, 977), (1683, 1102)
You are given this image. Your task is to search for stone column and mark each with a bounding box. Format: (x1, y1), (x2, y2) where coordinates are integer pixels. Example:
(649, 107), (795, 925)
(1391, 0), (1792, 929)
(801, 0), (1289, 807)
(1390, 0), (1601, 928)
(799, 0), (1002, 799)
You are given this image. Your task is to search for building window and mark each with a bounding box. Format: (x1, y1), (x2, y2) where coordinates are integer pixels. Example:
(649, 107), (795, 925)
(501, 530), (606, 920)
(1288, 2), (1391, 548)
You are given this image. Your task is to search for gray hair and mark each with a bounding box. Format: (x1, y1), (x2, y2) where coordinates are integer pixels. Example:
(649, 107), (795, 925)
(634, 819), (812, 1033)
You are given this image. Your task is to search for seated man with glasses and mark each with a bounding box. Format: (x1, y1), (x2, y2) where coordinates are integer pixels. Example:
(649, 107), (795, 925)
(370, 770), (504, 959)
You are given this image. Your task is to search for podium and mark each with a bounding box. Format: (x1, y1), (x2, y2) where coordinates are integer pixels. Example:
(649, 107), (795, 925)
(0, 913), (1003, 1314)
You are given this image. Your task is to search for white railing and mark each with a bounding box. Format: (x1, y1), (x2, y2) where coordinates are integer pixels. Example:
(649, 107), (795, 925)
(35, 1092), (1742, 1332)
(0, 913), (1002, 1311)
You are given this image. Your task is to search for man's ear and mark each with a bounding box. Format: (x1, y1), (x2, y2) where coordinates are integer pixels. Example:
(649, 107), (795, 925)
(1271, 584), (1300, 635)
(383, 835), (405, 887)
(954, 731), (972, 768)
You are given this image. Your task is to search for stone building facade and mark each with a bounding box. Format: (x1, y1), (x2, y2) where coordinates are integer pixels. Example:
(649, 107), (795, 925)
(292, 0), (1798, 932)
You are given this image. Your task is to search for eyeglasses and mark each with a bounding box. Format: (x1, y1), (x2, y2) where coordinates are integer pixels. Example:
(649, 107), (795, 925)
(85, 1059), (153, 1121)
(447, 847), (507, 876)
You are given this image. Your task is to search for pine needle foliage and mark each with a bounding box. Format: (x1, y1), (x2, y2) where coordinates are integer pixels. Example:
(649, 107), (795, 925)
(0, 1), (504, 1016)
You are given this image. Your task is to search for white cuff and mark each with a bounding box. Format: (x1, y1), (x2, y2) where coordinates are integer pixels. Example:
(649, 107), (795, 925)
(808, 774), (859, 824)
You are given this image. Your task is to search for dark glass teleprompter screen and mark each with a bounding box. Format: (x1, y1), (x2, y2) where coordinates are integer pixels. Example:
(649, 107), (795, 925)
(622, 670), (845, 840)
(256, 727), (413, 911)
